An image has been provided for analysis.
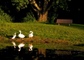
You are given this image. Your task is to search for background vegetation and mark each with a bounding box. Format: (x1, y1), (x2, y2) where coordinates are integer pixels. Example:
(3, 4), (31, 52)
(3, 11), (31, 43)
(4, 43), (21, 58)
(0, 0), (82, 24)
(0, 8), (12, 23)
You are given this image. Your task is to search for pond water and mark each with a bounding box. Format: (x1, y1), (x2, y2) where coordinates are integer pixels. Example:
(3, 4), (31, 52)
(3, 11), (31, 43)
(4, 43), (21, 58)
(0, 46), (84, 60)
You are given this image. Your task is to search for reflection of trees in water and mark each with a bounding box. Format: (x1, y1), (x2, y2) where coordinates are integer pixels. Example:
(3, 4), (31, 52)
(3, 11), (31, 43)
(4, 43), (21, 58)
(0, 46), (84, 60)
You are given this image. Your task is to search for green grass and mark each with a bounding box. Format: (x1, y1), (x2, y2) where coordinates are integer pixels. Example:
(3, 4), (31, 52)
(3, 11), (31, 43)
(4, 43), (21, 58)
(0, 22), (84, 51)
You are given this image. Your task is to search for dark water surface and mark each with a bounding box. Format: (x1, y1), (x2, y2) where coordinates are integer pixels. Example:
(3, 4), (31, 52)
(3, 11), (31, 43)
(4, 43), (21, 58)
(0, 46), (84, 60)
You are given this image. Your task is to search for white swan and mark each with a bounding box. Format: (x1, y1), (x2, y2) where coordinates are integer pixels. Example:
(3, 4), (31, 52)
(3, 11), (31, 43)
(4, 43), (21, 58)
(29, 31), (33, 38)
(12, 41), (16, 48)
(18, 42), (25, 51)
(18, 30), (25, 39)
(11, 32), (16, 39)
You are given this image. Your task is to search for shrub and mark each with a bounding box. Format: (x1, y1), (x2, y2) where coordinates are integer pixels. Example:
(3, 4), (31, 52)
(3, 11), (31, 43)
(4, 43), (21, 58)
(48, 12), (58, 24)
(23, 12), (36, 22)
(0, 8), (12, 23)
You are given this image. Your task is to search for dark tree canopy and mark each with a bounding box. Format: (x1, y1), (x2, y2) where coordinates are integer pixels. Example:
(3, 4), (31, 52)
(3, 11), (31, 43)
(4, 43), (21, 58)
(0, 0), (82, 24)
(10, 0), (69, 22)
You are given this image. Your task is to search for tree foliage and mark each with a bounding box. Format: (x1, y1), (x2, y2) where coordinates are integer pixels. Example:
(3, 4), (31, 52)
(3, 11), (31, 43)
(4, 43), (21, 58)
(0, 0), (70, 22)
(11, 0), (29, 11)
(11, 0), (68, 11)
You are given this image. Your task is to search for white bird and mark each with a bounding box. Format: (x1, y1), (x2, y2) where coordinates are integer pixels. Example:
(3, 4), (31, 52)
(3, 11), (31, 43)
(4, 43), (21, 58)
(12, 41), (16, 48)
(28, 43), (33, 51)
(28, 31), (33, 38)
(18, 30), (25, 39)
(18, 42), (25, 51)
(11, 32), (16, 39)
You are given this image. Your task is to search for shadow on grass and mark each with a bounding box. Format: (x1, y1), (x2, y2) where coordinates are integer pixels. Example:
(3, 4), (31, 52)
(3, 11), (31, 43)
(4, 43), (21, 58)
(74, 44), (84, 46)
(71, 24), (84, 30)
(0, 46), (84, 60)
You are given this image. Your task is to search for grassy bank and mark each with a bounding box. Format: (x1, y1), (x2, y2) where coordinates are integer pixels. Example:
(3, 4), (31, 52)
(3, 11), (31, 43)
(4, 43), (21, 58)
(0, 22), (84, 51)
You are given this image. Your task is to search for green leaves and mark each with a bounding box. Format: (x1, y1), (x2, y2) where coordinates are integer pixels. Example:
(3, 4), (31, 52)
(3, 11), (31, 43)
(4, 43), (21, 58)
(0, 8), (12, 23)
(59, 0), (68, 10)
(11, 0), (29, 11)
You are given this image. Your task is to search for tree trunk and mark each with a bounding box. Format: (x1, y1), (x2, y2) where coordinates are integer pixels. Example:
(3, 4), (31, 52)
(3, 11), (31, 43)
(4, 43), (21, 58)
(38, 11), (48, 22)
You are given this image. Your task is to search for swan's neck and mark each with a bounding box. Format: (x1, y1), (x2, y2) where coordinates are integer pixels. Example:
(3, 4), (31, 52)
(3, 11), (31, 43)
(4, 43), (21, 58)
(19, 31), (21, 34)
(31, 32), (33, 34)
